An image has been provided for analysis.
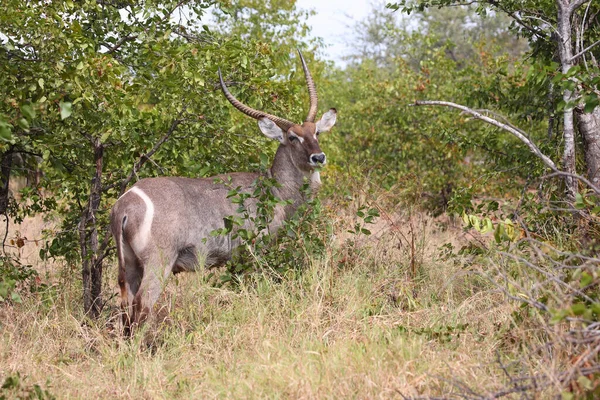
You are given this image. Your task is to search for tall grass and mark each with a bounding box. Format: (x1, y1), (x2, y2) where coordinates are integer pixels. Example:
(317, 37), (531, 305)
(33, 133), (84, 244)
(1, 203), (564, 399)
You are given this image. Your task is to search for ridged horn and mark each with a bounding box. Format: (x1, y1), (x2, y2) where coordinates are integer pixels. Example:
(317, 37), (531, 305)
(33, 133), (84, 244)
(297, 49), (318, 123)
(218, 68), (295, 132)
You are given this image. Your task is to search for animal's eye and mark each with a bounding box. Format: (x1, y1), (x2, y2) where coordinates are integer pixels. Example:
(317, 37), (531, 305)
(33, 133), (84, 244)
(289, 135), (298, 142)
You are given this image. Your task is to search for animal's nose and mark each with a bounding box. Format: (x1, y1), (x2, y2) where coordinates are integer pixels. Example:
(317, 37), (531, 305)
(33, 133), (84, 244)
(310, 153), (326, 165)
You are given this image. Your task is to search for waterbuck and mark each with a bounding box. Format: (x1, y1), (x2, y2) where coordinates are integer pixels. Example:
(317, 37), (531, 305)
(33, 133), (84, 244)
(110, 51), (337, 333)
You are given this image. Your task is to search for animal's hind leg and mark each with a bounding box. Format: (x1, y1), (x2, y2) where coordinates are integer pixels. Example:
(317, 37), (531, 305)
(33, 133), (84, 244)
(119, 265), (142, 336)
(118, 243), (142, 336)
(131, 252), (175, 329)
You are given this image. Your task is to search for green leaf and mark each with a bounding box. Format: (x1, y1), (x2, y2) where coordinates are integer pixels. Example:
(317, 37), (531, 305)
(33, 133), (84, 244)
(10, 291), (22, 303)
(59, 101), (72, 120)
(577, 375), (593, 390)
(570, 303), (586, 316)
(17, 118), (30, 131)
(259, 152), (269, 167)
(561, 391), (574, 400)
(574, 193), (585, 209)
(20, 104), (35, 120)
(0, 120), (13, 142)
(468, 215), (480, 230)
(481, 218), (494, 233)
(223, 217), (233, 232)
(494, 224), (504, 243)
(580, 271), (593, 288)
(583, 95), (599, 114)
(100, 130), (112, 143)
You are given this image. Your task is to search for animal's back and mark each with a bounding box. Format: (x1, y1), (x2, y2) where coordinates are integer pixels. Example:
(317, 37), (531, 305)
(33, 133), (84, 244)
(111, 174), (259, 269)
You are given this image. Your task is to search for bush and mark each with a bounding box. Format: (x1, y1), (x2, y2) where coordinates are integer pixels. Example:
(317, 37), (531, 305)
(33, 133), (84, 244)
(0, 256), (43, 304)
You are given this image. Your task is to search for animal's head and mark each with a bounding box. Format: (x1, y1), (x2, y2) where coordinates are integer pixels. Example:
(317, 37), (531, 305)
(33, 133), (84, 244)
(219, 50), (337, 171)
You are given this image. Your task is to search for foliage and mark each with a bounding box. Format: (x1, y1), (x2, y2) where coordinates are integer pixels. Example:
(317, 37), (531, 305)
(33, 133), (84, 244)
(0, 372), (54, 400)
(350, 2), (527, 69)
(348, 205), (380, 236)
(2, 0), (600, 396)
(210, 162), (330, 284)
(0, 256), (44, 304)
(323, 32), (541, 215)
(387, 0), (600, 62)
(386, 0), (600, 198)
(1, 0), (324, 314)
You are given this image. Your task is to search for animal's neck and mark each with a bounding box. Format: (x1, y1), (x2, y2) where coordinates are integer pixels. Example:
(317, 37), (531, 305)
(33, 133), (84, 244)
(269, 145), (319, 213)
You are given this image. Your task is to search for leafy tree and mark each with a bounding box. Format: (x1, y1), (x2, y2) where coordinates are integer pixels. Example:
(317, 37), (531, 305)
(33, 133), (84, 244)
(347, 2), (527, 69)
(322, 3), (547, 216)
(388, 0), (600, 199)
(0, 0), (318, 317)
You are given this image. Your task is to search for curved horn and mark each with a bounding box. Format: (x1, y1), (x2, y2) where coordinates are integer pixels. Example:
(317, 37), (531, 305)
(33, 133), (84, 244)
(297, 49), (318, 122)
(218, 69), (295, 132)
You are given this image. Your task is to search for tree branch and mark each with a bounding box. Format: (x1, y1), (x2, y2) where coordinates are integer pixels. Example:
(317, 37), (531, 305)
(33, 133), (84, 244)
(412, 100), (558, 171)
(486, 1), (549, 39)
(542, 171), (600, 195)
(102, 34), (138, 54)
(569, 39), (600, 62)
(570, 0), (592, 14)
(117, 115), (183, 196)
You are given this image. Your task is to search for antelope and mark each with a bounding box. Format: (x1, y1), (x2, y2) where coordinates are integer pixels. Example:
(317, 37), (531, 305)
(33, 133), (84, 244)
(110, 50), (337, 334)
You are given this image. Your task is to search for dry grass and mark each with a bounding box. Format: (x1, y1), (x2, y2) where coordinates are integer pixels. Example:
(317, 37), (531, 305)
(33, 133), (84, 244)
(0, 201), (561, 399)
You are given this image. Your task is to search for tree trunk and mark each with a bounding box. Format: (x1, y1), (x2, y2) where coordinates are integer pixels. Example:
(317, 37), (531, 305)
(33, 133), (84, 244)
(579, 107), (600, 188)
(557, 1), (578, 200)
(0, 149), (13, 217)
(80, 139), (104, 318)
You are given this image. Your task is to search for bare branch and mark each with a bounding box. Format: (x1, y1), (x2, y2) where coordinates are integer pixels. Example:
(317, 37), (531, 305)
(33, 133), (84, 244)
(543, 171), (600, 195)
(579, 0), (593, 70)
(2, 215), (8, 255)
(101, 34), (138, 54)
(500, 251), (595, 304)
(173, 26), (215, 44)
(569, 39), (600, 62)
(520, 14), (562, 37)
(570, 0), (592, 14)
(412, 100), (558, 171)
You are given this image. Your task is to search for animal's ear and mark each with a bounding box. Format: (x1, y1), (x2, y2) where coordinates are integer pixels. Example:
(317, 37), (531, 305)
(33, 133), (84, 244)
(316, 108), (337, 133)
(258, 117), (286, 143)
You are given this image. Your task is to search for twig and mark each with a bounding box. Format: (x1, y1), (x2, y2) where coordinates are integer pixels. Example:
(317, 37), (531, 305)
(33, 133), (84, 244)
(102, 34), (138, 54)
(542, 171), (600, 195)
(570, 39), (600, 62)
(486, 1), (549, 39)
(105, 112), (184, 195)
(570, 0), (593, 14)
(499, 251), (595, 304)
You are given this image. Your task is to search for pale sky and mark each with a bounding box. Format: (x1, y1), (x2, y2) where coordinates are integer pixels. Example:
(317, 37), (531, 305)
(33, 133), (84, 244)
(295, 0), (376, 66)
